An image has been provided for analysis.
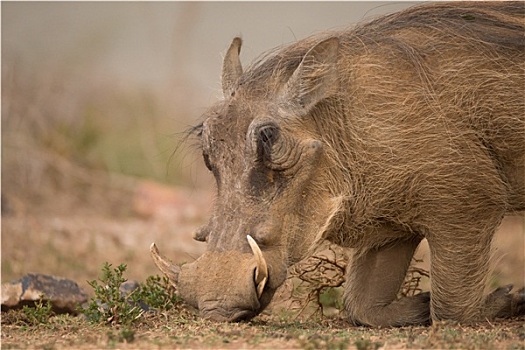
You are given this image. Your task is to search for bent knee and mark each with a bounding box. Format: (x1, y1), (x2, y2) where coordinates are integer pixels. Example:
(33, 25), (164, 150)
(347, 293), (431, 327)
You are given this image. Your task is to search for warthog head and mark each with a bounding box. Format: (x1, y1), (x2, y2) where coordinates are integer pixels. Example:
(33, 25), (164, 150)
(151, 36), (342, 321)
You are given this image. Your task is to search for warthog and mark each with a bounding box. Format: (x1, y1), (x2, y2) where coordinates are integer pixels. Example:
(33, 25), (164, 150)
(151, 2), (525, 326)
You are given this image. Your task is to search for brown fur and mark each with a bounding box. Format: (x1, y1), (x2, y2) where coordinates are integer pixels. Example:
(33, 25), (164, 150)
(156, 2), (525, 325)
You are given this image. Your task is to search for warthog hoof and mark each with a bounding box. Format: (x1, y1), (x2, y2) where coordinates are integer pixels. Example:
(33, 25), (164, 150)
(484, 285), (525, 319)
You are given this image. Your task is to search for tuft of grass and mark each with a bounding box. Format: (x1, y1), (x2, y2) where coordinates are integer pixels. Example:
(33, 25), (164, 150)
(354, 338), (383, 350)
(298, 333), (351, 350)
(106, 327), (136, 346)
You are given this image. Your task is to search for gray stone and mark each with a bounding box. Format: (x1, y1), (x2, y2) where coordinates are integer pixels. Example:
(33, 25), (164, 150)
(119, 280), (140, 297)
(1, 273), (88, 314)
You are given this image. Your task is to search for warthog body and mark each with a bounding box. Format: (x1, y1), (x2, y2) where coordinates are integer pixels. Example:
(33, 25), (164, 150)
(152, 2), (525, 326)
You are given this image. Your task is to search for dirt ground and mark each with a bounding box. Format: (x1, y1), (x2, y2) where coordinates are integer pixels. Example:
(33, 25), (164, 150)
(2, 312), (525, 350)
(2, 178), (524, 349)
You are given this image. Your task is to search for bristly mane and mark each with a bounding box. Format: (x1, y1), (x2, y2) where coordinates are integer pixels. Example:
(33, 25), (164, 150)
(237, 2), (524, 96)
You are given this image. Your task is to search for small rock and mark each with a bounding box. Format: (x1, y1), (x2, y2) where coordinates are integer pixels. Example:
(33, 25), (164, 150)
(119, 280), (140, 297)
(1, 282), (23, 307)
(1, 273), (88, 314)
(119, 280), (151, 312)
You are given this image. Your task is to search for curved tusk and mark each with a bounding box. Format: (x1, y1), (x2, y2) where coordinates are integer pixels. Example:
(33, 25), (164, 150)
(150, 243), (181, 288)
(247, 235), (268, 298)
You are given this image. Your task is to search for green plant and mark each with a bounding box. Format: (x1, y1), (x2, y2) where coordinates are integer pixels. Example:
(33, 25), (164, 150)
(21, 298), (54, 325)
(83, 263), (142, 325)
(319, 287), (344, 310)
(83, 262), (179, 326)
(136, 275), (178, 311)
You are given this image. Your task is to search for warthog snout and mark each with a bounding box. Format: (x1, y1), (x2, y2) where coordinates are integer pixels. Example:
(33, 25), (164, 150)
(150, 236), (273, 322)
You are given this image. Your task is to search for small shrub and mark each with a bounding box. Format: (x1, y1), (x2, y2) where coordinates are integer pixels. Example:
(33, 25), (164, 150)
(83, 263), (142, 325)
(83, 262), (179, 326)
(21, 298), (54, 325)
(136, 275), (178, 311)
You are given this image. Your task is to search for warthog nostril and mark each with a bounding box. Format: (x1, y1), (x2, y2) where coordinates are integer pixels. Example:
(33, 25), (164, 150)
(230, 310), (256, 322)
(203, 309), (256, 323)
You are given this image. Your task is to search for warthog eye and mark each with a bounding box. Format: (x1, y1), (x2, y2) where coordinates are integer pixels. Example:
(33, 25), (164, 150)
(257, 124), (280, 160)
(260, 125), (277, 144)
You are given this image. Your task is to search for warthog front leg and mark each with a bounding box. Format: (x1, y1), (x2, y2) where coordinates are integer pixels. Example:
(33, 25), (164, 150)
(344, 237), (430, 327)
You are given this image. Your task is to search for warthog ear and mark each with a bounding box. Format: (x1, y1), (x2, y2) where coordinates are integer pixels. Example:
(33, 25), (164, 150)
(281, 37), (339, 116)
(222, 37), (243, 98)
